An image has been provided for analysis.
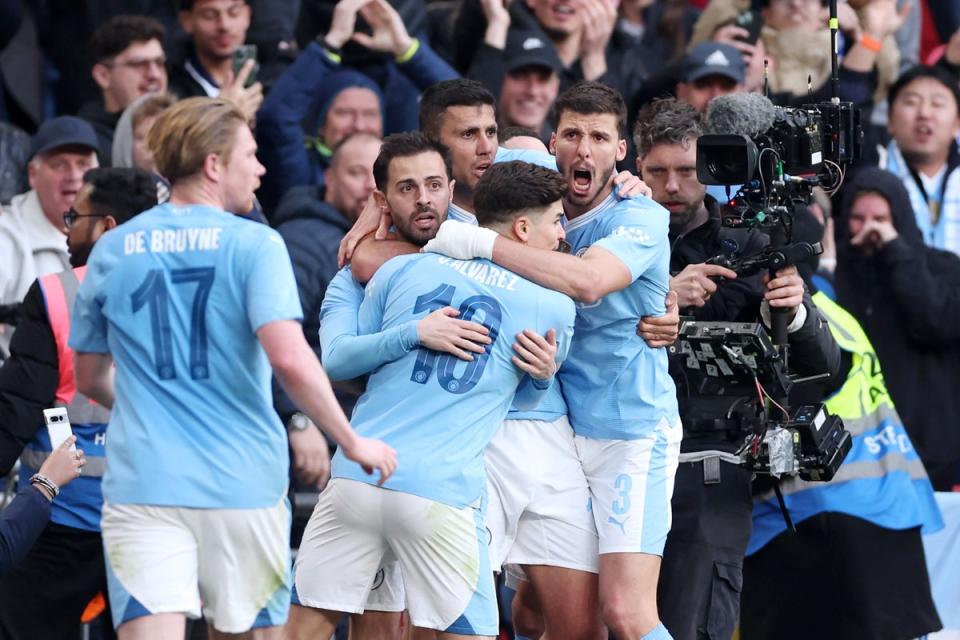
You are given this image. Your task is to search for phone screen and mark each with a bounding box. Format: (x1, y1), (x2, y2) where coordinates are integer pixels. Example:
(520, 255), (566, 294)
(231, 44), (259, 88)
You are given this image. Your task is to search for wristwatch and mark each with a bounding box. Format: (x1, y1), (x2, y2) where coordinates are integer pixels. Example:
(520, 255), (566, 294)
(288, 412), (313, 432)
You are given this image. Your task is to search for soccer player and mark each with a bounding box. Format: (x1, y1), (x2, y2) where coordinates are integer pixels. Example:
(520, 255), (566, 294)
(287, 133), (576, 640)
(339, 78), (649, 278)
(69, 97), (396, 639)
(424, 81), (682, 640)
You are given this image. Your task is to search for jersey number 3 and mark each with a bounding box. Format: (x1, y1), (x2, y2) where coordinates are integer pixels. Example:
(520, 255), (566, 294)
(410, 283), (502, 394)
(131, 267), (215, 381)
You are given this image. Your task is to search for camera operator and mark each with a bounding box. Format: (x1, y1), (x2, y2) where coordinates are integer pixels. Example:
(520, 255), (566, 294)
(633, 97), (842, 640)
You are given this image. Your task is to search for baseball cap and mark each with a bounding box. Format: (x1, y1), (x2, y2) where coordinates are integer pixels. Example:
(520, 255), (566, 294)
(504, 29), (563, 75)
(31, 116), (99, 159)
(682, 43), (746, 85)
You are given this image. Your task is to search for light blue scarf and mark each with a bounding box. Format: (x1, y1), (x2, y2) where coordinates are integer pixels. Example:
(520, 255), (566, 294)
(881, 141), (960, 256)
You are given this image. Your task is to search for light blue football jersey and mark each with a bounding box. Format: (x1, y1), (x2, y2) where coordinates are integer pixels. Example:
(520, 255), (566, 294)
(447, 162), (570, 421)
(560, 194), (679, 440)
(331, 253), (576, 508)
(69, 203), (302, 509)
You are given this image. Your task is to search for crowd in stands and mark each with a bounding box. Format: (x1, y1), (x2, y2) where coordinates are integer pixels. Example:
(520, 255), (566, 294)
(1, 0), (960, 638)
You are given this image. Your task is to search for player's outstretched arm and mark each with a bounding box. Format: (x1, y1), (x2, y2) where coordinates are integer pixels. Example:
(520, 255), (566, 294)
(422, 221), (633, 303)
(74, 352), (115, 410)
(259, 319), (397, 484)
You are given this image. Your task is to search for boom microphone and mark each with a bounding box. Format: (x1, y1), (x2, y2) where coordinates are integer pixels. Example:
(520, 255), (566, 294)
(704, 93), (776, 138)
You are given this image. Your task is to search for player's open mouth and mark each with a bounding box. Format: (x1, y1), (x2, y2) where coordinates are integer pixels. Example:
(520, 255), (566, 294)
(413, 213), (437, 229)
(572, 169), (592, 195)
(473, 163), (491, 178)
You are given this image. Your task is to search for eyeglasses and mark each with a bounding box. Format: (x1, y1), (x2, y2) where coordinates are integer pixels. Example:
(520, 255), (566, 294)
(63, 208), (106, 230)
(104, 57), (167, 73)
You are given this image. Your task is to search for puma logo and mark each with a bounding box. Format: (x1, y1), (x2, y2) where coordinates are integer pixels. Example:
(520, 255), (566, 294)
(607, 516), (629, 535)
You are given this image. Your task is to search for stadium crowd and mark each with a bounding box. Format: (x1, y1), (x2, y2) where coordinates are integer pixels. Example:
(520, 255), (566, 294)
(0, 0), (959, 639)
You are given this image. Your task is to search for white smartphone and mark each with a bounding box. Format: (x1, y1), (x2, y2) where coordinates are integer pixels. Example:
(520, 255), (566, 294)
(43, 407), (75, 451)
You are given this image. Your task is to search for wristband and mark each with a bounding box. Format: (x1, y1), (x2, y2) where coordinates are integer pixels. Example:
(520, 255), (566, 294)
(30, 473), (59, 499)
(859, 33), (883, 54)
(319, 38), (344, 64)
(396, 38), (420, 64)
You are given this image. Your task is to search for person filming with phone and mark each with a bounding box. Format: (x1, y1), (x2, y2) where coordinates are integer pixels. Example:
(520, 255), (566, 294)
(168, 0), (264, 123)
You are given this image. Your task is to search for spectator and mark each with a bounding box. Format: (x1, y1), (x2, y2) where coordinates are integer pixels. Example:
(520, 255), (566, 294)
(271, 132), (382, 444)
(616, 0), (700, 72)
(0, 117), (99, 308)
(835, 166), (960, 491)
(675, 42), (746, 112)
(256, 0), (454, 214)
(78, 15), (168, 166)
(111, 92), (178, 174)
(467, 27), (563, 141)
(880, 65), (960, 255)
(695, 0), (908, 108)
(1, 437), (85, 576)
(167, 0), (264, 123)
(0, 167), (157, 640)
(462, 0), (645, 103)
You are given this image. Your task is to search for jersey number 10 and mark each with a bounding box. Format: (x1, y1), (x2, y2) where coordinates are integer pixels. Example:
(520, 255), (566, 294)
(410, 283), (502, 395)
(131, 267), (215, 381)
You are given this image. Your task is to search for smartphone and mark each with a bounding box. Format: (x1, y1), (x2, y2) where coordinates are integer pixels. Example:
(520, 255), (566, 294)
(231, 44), (259, 88)
(43, 407), (75, 451)
(734, 9), (763, 46)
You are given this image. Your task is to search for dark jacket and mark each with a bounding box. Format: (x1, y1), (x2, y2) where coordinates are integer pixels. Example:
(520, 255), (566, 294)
(835, 167), (960, 478)
(255, 40), (456, 215)
(0, 282), (58, 475)
(670, 197), (843, 453)
(75, 100), (121, 167)
(0, 486), (51, 576)
(271, 186), (361, 421)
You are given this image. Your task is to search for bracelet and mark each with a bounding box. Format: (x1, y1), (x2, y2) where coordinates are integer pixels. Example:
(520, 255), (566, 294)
(859, 33), (883, 54)
(29, 473), (59, 499)
(396, 38), (420, 64)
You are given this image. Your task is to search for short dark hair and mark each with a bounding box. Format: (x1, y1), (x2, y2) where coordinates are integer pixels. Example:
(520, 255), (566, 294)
(554, 81), (628, 136)
(419, 79), (496, 141)
(83, 167), (159, 225)
(499, 126), (542, 143)
(887, 65), (960, 115)
(474, 161), (567, 227)
(330, 131), (382, 169)
(89, 15), (166, 64)
(373, 132), (453, 192)
(633, 98), (703, 157)
(178, 0), (247, 10)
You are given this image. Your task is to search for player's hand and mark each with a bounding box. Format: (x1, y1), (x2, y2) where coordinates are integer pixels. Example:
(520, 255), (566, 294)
(352, 0), (414, 58)
(220, 59), (263, 124)
(421, 220), (497, 260)
(613, 171), (652, 199)
(512, 328), (558, 380)
(669, 263), (738, 308)
(946, 26), (960, 66)
(37, 436), (85, 492)
(288, 422), (332, 490)
(339, 194), (392, 267)
(417, 307), (492, 361)
(637, 291), (679, 347)
(343, 437), (397, 485)
(762, 265), (804, 321)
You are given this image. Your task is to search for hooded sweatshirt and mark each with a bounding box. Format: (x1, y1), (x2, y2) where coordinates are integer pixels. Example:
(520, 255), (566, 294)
(835, 167), (960, 483)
